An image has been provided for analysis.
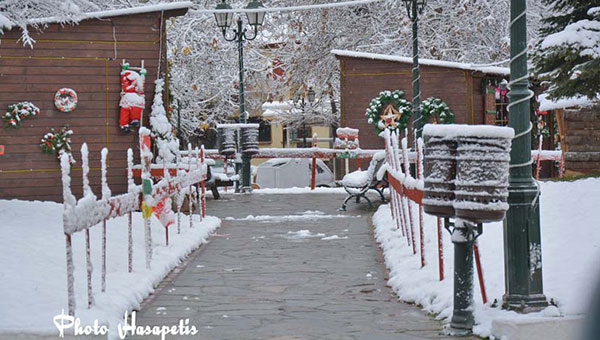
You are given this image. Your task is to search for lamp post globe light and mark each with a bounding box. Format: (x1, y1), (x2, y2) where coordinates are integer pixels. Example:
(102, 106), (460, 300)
(401, 0), (426, 139)
(213, 0), (266, 192)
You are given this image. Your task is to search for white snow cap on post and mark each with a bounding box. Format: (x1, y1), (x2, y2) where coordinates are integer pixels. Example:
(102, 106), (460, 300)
(101, 148), (111, 200)
(423, 124), (515, 139)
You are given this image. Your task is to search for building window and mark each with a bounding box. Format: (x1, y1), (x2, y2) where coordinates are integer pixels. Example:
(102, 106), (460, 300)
(495, 81), (509, 126)
(290, 126), (312, 147)
(248, 117), (271, 143)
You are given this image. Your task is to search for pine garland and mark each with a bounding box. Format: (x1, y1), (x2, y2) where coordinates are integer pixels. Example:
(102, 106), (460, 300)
(3, 102), (39, 128)
(40, 126), (75, 163)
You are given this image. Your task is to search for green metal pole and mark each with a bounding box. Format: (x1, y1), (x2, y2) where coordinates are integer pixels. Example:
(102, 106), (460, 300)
(503, 0), (548, 312)
(448, 219), (475, 336)
(411, 0), (422, 139)
(236, 18), (252, 191)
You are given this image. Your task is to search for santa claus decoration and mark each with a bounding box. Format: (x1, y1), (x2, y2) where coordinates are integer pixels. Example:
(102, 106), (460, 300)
(119, 62), (146, 133)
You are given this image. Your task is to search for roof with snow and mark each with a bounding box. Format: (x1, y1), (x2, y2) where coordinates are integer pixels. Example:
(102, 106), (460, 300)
(262, 101), (292, 118)
(538, 93), (597, 111)
(26, 2), (193, 27)
(331, 49), (510, 76)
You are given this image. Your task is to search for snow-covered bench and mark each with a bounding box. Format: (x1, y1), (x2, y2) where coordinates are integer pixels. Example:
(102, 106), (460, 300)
(340, 151), (387, 211)
(206, 167), (239, 200)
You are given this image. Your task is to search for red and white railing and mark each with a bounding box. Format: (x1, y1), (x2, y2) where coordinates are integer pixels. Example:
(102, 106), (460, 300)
(60, 130), (208, 316)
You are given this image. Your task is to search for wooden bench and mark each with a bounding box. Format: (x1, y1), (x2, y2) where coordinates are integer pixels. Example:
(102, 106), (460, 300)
(205, 166), (239, 200)
(340, 151), (387, 211)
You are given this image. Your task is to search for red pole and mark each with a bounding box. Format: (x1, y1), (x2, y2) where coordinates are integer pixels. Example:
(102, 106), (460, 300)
(311, 157), (317, 190)
(311, 135), (317, 190)
(437, 218), (444, 281)
(417, 142), (425, 268)
(473, 241), (487, 304)
(201, 147), (206, 218)
(535, 135), (543, 180)
(357, 158), (362, 170)
(102, 219), (106, 292)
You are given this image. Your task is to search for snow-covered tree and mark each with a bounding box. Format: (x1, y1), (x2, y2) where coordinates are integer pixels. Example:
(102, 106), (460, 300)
(533, 0), (600, 100)
(0, 0), (103, 47)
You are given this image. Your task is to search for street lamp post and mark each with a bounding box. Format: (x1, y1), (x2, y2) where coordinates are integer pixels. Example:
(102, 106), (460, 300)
(503, 0), (548, 312)
(214, 0), (266, 191)
(295, 87), (316, 148)
(402, 0), (426, 139)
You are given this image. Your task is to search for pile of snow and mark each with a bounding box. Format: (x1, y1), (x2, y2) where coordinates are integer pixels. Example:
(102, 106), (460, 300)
(0, 199), (220, 335)
(372, 177), (600, 338)
(285, 230), (326, 239)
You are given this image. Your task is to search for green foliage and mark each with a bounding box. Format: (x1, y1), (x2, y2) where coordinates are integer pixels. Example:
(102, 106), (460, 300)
(3, 102), (39, 128)
(40, 126), (74, 162)
(364, 90), (412, 134)
(533, 0), (600, 100)
(419, 97), (454, 124)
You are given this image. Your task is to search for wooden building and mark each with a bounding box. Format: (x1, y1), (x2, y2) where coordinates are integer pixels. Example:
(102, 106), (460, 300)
(0, 3), (190, 201)
(332, 50), (511, 151)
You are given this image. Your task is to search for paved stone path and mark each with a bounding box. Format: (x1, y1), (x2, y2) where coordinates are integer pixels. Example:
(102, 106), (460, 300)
(133, 193), (466, 339)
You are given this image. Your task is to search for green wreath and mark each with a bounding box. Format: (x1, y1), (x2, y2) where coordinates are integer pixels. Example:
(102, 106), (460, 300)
(365, 90), (412, 134)
(419, 97), (454, 124)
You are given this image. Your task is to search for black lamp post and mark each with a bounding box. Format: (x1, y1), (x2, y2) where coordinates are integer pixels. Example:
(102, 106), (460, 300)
(214, 0), (266, 191)
(295, 87), (316, 148)
(402, 0), (426, 139)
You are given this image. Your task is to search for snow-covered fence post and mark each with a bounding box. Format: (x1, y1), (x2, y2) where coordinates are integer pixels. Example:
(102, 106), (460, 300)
(60, 153), (77, 316)
(176, 149), (182, 234)
(311, 132), (318, 190)
(195, 147), (202, 220)
(384, 130), (404, 236)
(127, 149), (134, 273)
(535, 134), (543, 180)
(188, 143), (193, 229)
(400, 137), (417, 255)
(100, 148), (111, 292)
(140, 129), (153, 270)
(80, 143), (95, 308)
(162, 155), (170, 246)
(417, 138), (426, 268)
(200, 146), (206, 219)
(437, 217), (444, 281)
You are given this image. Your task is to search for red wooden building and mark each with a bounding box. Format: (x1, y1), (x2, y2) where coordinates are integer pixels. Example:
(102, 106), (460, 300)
(332, 50), (511, 151)
(0, 3), (190, 201)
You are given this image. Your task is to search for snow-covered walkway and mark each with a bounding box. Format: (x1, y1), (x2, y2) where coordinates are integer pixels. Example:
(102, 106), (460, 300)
(133, 193), (468, 339)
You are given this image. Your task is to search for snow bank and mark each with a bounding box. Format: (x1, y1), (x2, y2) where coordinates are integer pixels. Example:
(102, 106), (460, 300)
(0, 199), (220, 335)
(372, 177), (600, 338)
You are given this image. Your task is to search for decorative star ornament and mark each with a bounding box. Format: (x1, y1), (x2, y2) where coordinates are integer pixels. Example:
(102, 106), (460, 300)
(380, 104), (400, 127)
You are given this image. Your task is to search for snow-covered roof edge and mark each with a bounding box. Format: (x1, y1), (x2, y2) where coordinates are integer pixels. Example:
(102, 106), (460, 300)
(538, 93), (598, 111)
(331, 49), (510, 76)
(27, 2), (193, 26)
